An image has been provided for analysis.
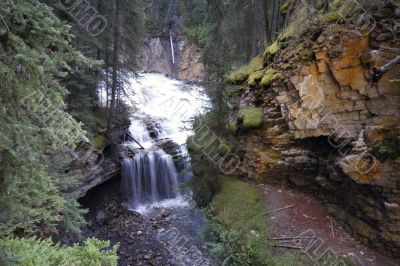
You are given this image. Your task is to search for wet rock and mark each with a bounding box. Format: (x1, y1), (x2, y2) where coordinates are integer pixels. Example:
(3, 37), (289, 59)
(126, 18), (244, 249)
(160, 208), (172, 218)
(95, 210), (106, 224)
(375, 33), (392, 42)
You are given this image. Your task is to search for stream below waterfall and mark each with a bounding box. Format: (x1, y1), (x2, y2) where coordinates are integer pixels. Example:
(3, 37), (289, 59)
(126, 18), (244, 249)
(81, 73), (213, 266)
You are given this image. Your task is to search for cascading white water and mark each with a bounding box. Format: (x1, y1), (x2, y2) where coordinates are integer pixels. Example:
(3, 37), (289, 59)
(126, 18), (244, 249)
(121, 73), (208, 211)
(122, 150), (180, 208)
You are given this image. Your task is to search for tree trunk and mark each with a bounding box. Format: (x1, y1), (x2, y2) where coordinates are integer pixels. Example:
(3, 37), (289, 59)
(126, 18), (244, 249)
(263, 0), (272, 44)
(251, 0), (266, 57)
(271, 0), (277, 36)
(275, 0), (282, 38)
(107, 0), (121, 139)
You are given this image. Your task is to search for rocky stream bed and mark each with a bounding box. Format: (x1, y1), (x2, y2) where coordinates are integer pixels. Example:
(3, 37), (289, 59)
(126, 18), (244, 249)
(79, 177), (213, 266)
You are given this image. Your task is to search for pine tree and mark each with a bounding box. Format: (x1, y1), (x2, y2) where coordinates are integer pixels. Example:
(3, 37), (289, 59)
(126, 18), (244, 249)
(0, 0), (94, 237)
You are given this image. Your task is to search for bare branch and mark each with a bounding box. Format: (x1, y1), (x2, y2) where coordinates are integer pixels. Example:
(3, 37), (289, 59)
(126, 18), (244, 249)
(372, 55), (400, 82)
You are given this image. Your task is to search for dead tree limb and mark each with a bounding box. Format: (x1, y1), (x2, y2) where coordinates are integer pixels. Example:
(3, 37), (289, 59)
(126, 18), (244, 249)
(269, 237), (316, 240)
(372, 55), (400, 82)
(266, 204), (295, 214)
(273, 244), (303, 249)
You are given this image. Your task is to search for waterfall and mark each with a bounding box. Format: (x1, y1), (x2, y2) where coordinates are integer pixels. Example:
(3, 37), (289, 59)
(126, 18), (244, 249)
(121, 73), (208, 211)
(169, 30), (175, 64)
(122, 150), (180, 209)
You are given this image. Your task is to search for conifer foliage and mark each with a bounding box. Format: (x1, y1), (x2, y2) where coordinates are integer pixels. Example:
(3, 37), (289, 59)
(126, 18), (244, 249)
(0, 0), (92, 237)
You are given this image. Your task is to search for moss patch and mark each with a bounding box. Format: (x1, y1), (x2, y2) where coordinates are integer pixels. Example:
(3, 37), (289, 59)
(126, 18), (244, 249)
(264, 40), (279, 57)
(227, 69), (249, 84)
(247, 55), (265, 73)
(210, 176), (268, 259)
(208, 176), (305, 265)
(211, 176), (266, 233)
(228, 55), (264, 84)
(280, 0), (293, 14)
(205, 176), (304, 265)
(93, 135), (107, 151)
(320, 11), (342, 24)
(278, 23), (297, 41)
(261, 69), (282, 87)
(248, 70), (265, 86)
(226, 123), (238, 135)
(238, 107), (263, 129)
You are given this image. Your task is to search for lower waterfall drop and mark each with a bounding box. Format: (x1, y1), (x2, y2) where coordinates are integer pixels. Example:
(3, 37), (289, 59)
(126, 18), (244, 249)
(122, 150), (180, 209)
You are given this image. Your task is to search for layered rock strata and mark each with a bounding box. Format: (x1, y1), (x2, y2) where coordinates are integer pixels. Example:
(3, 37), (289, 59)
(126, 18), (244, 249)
(228, 2), (400, 257)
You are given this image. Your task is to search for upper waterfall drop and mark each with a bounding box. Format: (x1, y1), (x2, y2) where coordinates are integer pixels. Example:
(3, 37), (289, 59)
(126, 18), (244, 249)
(121, 73), (208, 211)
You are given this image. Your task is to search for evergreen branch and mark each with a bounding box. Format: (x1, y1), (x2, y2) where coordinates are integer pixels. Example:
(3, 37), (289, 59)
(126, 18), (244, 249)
(0, 15), (9, 32)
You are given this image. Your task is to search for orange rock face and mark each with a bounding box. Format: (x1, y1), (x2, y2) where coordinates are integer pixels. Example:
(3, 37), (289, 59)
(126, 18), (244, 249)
(231, 8), (400, 258)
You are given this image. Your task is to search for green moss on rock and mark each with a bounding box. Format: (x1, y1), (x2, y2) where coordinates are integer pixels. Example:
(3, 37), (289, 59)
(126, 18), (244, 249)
(227, 55), (264, 84)
(247, 70), (265, 86)
(227, 69), (248, 84)
(320, 11), (342, 24)
(238, 107), (263, 129)
(261, 69), (282, 87)
(226, 123), (238, 135)
(93, 135), (107, 151)
(263, 40), (279, 57)
(247, 55), (265, 73)
(280, 0), (293, 14)
(278, 23), (297, 42)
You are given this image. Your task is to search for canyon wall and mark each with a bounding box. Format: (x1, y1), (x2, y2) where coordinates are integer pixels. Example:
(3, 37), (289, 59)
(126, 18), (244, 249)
(67, 127), (128, 198)
(228, 3), (400, 258)
(140, 36), (205, 81)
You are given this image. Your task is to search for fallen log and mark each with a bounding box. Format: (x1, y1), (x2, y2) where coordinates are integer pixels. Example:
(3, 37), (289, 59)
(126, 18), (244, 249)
(269, 237), (317, 240)
(266, 204), (296, 214)
(273, 244), (303, 249)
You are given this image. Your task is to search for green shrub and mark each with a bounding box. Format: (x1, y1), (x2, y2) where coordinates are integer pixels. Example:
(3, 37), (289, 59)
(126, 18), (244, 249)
(185, 25), (211, 49)
(0, 237), (119, 266)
